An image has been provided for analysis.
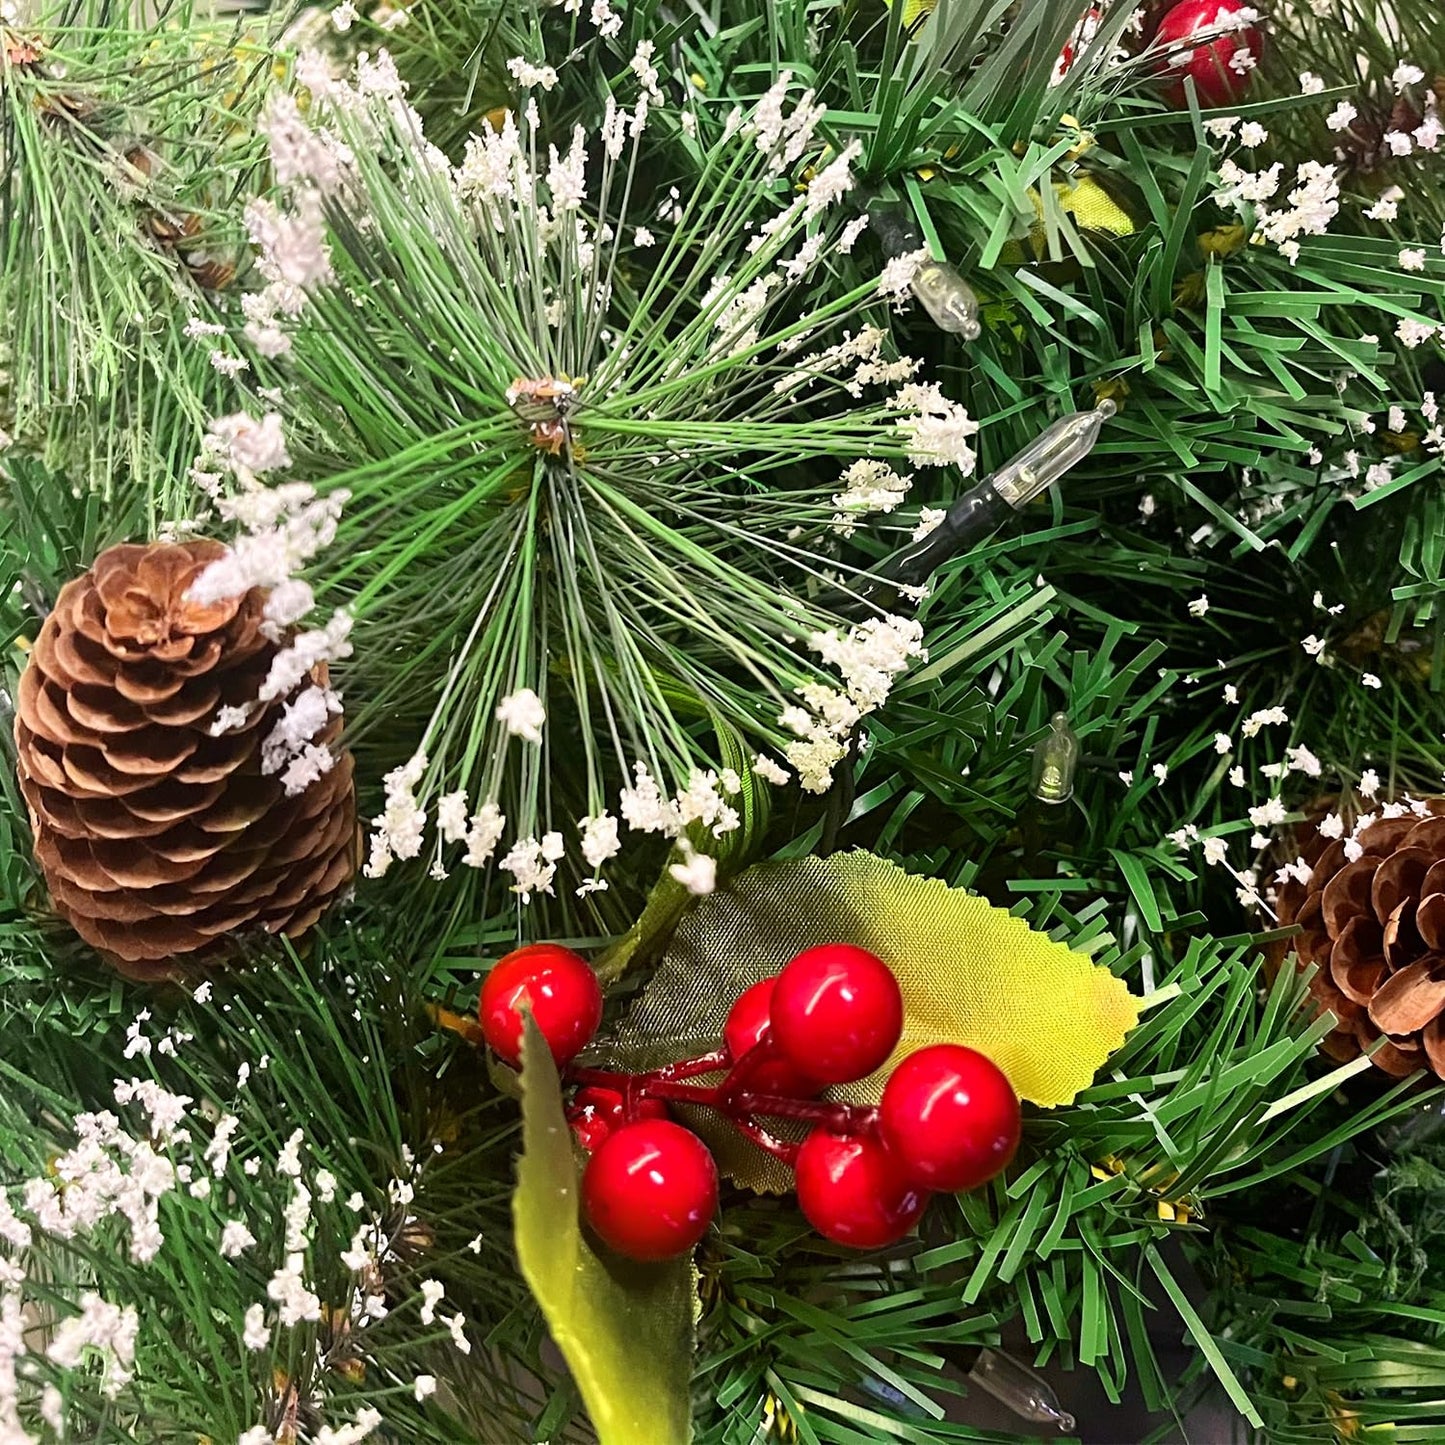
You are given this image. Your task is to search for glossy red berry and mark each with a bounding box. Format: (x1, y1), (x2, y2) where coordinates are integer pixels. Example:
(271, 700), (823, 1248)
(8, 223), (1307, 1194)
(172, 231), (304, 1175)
(793, 1128), (929, 1249)
(769, 944), (903, 1085)
(1153, 0), (1262, 108)
(566, 1086), (669, 1152)
(878, 1044), (1021, 1192)
(479, 943), (602, 1068)
(723, 978), (824, 1098)
(581, 1119), (719, 1261)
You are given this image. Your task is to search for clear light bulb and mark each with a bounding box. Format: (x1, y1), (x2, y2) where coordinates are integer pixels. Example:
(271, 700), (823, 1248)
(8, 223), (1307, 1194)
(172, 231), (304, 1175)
(910, 260), (982, 338)
(1030, 713), (1080, 805)
(968, 1348), (1077, 1431)
(991, 398), (1117, 509)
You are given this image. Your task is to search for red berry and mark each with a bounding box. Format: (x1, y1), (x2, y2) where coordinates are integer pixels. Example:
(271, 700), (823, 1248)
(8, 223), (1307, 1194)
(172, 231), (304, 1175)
(793, 1128), (929, 1249)
(581, 1120), (719, 1261)
(878, 1044), (1021, 1192)
(479, 943), (602, 1068)
(1152, 0), (1262, 108)
(566, 1086), (670, 1151)
(723, 978), (824, 1098)
(769, 944), (903, 1086)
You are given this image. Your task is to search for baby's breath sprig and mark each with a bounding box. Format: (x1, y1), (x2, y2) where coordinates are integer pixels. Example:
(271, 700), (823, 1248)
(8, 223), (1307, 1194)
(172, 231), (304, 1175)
(199, 45), (995, 909)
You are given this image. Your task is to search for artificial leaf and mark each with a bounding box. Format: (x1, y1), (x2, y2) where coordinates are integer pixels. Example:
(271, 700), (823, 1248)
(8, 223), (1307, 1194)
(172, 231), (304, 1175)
(604, 851), (1140, 1189)
(513, 1016), (696, 1445)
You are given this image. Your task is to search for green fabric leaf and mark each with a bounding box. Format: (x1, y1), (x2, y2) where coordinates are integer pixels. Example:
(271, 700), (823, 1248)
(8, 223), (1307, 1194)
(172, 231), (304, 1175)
(513, 1016), (696, 1445)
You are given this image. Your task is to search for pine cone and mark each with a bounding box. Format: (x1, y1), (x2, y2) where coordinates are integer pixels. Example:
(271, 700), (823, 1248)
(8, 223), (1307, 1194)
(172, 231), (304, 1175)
(14, 541), (357, 975)
(1276, 802), (1445, 1078)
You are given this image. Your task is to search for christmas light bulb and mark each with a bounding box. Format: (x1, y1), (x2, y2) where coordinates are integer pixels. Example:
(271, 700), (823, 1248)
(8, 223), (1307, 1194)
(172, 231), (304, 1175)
(1030, 713), (1080, 804)
(990, 397), (1117, 509)
(967, 1348), (1076, 1431)
(845, 398), (1117, 609)
(910, 260), (982, 338)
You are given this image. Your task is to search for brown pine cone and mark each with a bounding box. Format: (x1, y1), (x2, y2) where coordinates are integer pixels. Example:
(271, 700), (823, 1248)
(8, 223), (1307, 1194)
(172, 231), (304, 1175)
(14, 540), (357, 976)
(1276, 801), (1445, 1078)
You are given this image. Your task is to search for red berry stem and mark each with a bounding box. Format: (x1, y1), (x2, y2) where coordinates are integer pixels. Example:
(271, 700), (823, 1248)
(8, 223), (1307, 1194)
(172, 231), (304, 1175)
(563, 1058), (880, 1139)
(732, 1117), (801, 1167)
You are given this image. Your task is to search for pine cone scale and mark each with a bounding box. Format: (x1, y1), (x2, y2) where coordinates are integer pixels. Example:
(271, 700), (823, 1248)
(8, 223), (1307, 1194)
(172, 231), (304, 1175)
(16, 541), (357, 972)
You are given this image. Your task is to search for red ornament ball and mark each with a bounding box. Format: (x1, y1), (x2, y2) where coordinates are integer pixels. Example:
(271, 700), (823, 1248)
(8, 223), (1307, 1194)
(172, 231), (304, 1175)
(581, 1119), (719, 1261)
(478, 943), (603, 1068)
(769, 943), (904, 1086)
(722, 977), (824, 1098)
(566, 1086), (669, 1153)
(1153, 0), (1262, 108)
(793, 1128), (930, 1248)
(879, 1044), (1022, 1193)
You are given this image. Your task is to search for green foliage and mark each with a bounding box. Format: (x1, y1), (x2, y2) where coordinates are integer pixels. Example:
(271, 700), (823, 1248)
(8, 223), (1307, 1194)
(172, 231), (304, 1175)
(4, 0), (1445, 1439)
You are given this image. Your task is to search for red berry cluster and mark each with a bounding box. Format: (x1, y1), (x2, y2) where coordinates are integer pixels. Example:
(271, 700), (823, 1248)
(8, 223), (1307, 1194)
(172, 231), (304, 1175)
(479, 940), (1022, 1263)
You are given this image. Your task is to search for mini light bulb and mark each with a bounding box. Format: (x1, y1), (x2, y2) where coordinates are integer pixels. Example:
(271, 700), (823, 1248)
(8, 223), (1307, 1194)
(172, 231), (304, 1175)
(968, 1348), (1076, 1431)
(910, 260), (982, 338)
(992, 398), (1117, 509)
(1030, 713), (1080, 805)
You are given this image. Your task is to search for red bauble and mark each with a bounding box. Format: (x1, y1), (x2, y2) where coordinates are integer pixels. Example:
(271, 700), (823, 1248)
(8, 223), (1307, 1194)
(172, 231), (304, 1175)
(878, 1044), (1021, 1193)
(478, 943), (603, 1068)
(793, 1128), (929, 1248)
(723, 978), (824, 1098)
(1153, 0), (1262, 108)
(581, 1119), (719, 1261)
(769, 944), (904, 1086)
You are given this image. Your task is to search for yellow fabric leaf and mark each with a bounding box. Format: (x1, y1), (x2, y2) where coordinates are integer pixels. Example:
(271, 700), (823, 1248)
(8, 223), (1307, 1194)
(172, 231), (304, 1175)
(1031, 176), (1136, 239)
(603, 851), (1140, 1190)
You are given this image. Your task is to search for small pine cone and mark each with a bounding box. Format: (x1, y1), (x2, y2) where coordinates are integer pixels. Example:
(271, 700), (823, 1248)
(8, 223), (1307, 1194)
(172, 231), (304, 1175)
(14, 541), (357, 976)
(1277, 802), (1445, 1078)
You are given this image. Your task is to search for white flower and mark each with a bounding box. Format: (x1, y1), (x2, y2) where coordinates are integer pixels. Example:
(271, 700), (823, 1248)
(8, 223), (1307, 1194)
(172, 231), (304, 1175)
(1326, 101), (1356, 131)
(668, 841), (717, 896)
(1228, 766), (1246, 788)
(418, 1280), (446, 1326)
(753, 754), (790, 786)
(1286, 744), (1322, 777)
(447, 1312), (471, 1353)
(1367, 186), (1404, 221)
(1397, 318), (1441, 349)
(437, 791), (469, 843)
(315, 1408), (383, 1445)
(244, 194), (332, 290)
(831, 459), (912, 532)
(1400, 248), (1427, 272)
(1359, 768), (1380, 798)
(499, 837), (558, 901)
(220, 1220), (257, 1258)
(240, 1429), (274, 1445)
(496, 687), (546, 742)
(330, 0), (357, 28)
(463, 803), (506, 868)
(506, 57), (559, 91)
(1362, 672), (1382, 689)
(804, 140), (862, 221)
(634, 227), (655, 247)
(1152, 763), (1169, 783)
(1301, 634), (1327, 657)
(208, 412), (291, 476)
(1299, 71), (1325, 94)
(1202, 837), (1229, 866)
(1188, 595), (1209, 618)
(878, 248), (929, 300)
(1241, 706), (1288, 738)
(1386, 130), (1415, 156)
(414, 1374), (438, 1402)
(1239, 121), (1268, 148)
(620, 762), (682, 835)
(578, 812), (621, 871)
(912, 506), (945, 541)
(267, 1254), (320, 1326)
(1392, 61), (1425, 91)
(1214, 733), (1232, 754)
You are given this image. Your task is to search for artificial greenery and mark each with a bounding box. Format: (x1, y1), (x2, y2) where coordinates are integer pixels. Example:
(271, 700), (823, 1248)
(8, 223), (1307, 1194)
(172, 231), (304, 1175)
(4, 0), (1445, 1439)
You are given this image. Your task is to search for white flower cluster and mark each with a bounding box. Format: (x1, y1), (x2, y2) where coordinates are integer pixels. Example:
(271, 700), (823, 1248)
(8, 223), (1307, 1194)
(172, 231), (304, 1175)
(891, 381), (980, 473)
(831, 459), (912, 535)
(188, 410), (353, 794)
(780, 615), (926, 792)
